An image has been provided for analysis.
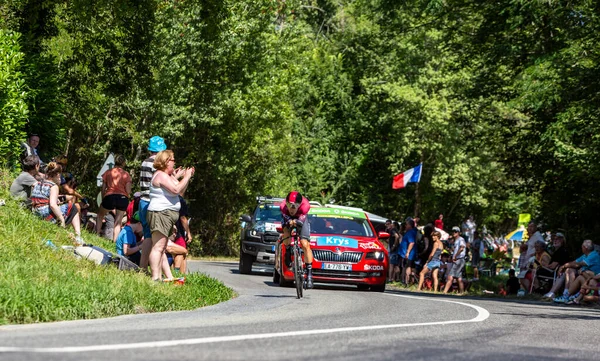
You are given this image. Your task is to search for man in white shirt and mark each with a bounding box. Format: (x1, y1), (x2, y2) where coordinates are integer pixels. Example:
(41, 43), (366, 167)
(525, 222), (544, 259)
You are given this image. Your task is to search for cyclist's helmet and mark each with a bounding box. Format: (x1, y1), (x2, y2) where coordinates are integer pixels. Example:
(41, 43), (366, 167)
(286, 191), (303, 209)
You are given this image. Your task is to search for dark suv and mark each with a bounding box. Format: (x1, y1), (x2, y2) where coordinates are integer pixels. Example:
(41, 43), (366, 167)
(238, 196), (284, 274)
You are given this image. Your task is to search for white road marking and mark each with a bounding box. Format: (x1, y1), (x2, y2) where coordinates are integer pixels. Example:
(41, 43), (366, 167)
(0, 293), (489, 353)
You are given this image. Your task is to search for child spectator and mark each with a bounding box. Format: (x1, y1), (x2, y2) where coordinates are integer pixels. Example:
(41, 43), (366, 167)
(10, 155), (42, 207)
(31, 162), (83, 245)
(116, 212), (144, 266)
(506, 269), (520, 295)
(126, 192), (141, 225)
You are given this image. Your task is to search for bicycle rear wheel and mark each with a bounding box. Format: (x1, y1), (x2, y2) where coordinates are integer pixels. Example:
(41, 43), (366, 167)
(293, 245), (303, 299)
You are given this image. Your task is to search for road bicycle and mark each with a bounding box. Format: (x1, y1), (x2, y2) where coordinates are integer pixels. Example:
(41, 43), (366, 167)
(290, 220), (306, 299)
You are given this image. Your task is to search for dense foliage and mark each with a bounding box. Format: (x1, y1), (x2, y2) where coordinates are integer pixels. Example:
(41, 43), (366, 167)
(1, 0), (598, 255)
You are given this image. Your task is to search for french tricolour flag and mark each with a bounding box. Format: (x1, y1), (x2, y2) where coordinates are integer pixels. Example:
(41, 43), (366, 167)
(392, 163), (423, 189)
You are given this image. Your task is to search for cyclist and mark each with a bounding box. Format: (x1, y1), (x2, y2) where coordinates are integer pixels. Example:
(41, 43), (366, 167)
(280, 191), (314, 289)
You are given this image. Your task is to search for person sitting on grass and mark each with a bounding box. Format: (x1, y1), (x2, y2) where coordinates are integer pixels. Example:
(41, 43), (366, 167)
(116, 212), (144, 266)
(550, 240), (600, 303)
(567, 273), (600, 305)
(31, 162), (83, 245)
(10, 155), (42, 207)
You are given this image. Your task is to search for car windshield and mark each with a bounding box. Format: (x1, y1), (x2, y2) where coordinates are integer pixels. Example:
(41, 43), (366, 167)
(308, 214), (374, 237)
(254, 204), (281, 222)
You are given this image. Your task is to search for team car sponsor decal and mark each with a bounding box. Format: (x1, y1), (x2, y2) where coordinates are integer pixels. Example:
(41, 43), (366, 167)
(264, 222), (278, 232)
(309, 207), (366, 219)
(359, 242), (381, 250)
(364, 264), (385, 271)
(315, 236), (359, 249)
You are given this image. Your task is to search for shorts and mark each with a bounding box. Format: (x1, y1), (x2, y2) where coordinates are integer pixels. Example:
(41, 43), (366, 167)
(401, 258), (415, 268)
(147, 209), (179, 238)
(101, 194), (128, 211)
(471, 252), (481, 267)
(427, 260), (441, 270)
(390, 254), (400, 265)
(448, 258), (466, 278)
(283, 219), (311, 241)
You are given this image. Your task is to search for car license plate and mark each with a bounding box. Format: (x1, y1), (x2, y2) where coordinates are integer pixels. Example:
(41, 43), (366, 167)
(322, 263), (352, 271)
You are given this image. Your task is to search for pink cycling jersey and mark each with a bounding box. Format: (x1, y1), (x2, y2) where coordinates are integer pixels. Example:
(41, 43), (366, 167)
(280, 197), (311, 225)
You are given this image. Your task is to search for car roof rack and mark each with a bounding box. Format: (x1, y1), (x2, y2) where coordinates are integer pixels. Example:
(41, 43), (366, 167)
(256, 196), (285, 204)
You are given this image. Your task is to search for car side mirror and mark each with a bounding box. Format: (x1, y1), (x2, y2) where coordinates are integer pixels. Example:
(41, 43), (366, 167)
(240, 214), (252, 223)
(378, 231), (390, 239)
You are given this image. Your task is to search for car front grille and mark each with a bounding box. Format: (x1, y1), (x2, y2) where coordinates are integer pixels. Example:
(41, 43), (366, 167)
(313, 250), (363, 263)
(262, 232), (280, 244)
(312, 269), (372, 279)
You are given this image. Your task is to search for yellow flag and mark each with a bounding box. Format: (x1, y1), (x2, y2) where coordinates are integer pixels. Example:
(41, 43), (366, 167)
(518, 214), (531, 227)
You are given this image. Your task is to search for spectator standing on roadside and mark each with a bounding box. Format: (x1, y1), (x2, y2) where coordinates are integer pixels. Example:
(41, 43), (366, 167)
(417, 230), (444, 292)
(471, 231), (483, 281)
(443, 226), (466, 294)
(147, 150), (194, 282)
(20, 134), (46, 168)
(386, 219), (400, 282)
(10, 155), (42, 207)
(95, 154), (131, 242)
(434, 213), (444, 231)
(399, 218), (417, 284)
(139, 136), (167, 271)
(525, 222), (544, 259)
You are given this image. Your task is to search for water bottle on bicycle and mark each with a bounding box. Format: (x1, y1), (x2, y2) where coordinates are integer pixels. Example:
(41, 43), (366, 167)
(280, 191), (314, 289)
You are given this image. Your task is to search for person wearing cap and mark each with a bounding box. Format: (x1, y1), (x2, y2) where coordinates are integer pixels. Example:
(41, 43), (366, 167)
(536, 233), (569, 293)
(279, 191), (314, 289)
(139, 136), (167, 270)
(443, 226), (467, 294)
(116, 212), (144, 266)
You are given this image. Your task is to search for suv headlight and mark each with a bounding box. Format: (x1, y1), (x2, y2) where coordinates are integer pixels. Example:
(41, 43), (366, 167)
(247, 230), (260, 239)
(366, 251), (384, 261)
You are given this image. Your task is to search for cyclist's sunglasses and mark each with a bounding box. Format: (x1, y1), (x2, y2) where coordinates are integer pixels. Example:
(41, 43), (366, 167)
(287, 202), (300, 209)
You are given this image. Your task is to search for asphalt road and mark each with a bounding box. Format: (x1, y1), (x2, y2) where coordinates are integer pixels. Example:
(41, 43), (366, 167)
(1, 261), (599, 361)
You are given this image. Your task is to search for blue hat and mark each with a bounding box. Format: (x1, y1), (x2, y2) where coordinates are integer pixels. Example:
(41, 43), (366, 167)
(148, 136), (167, 152)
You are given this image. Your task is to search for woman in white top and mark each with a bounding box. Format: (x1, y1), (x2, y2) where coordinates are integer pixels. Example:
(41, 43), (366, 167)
(147, 150), (194, 281)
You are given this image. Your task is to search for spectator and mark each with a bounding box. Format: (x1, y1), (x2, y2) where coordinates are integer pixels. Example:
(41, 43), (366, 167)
(443, 226), (466, 294)
(439, 250), (451, 284)
(20, 134), (45, 168)
(169, 195), (192, 274)
(95, 154), (132, 242)
(116, 212), (144, 266)
(553, 240), (600, 303)
(434, 213), (444, 231)
(525, 222), (544, 259)
(139, 136), (167, 271)
(506, 269), (520, 295)
(417, 230), (444, 292)
(399, 218), (418, 284)
(31, 162), (83, 245)
(465, 215), (476, 244)
(536, 232), (569, 284)
(385, 219), (400, 282)
(520, 240), (551, 294)
(147, 150), (194, 282)
(10, 155), (42, 207)
(126, 192), (141, 225)
(53, 155), (84, 203)
(568, 274), (600, 305)
(471, 231), (483, 281)
(417, 224), (433, 270)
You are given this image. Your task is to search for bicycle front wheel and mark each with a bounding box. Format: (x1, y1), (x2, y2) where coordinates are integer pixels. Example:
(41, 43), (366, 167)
(293, 245), (303, 299)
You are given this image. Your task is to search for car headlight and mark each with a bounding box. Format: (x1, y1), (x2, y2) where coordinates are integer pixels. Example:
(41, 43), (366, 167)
(247, 230), (260, 239)
(366, 251), (384, 261)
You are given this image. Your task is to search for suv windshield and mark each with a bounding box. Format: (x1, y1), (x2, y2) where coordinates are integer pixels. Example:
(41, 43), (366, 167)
(254, 204), (281, 222)
(308, 214), (374, 237)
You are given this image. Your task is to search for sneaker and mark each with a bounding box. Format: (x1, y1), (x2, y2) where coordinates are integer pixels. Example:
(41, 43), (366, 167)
(553, 295), (569, 304)
(543, 292), (555, 299)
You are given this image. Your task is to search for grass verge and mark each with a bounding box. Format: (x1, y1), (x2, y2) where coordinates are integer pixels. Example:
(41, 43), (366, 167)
(0, 169), (234, 325)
